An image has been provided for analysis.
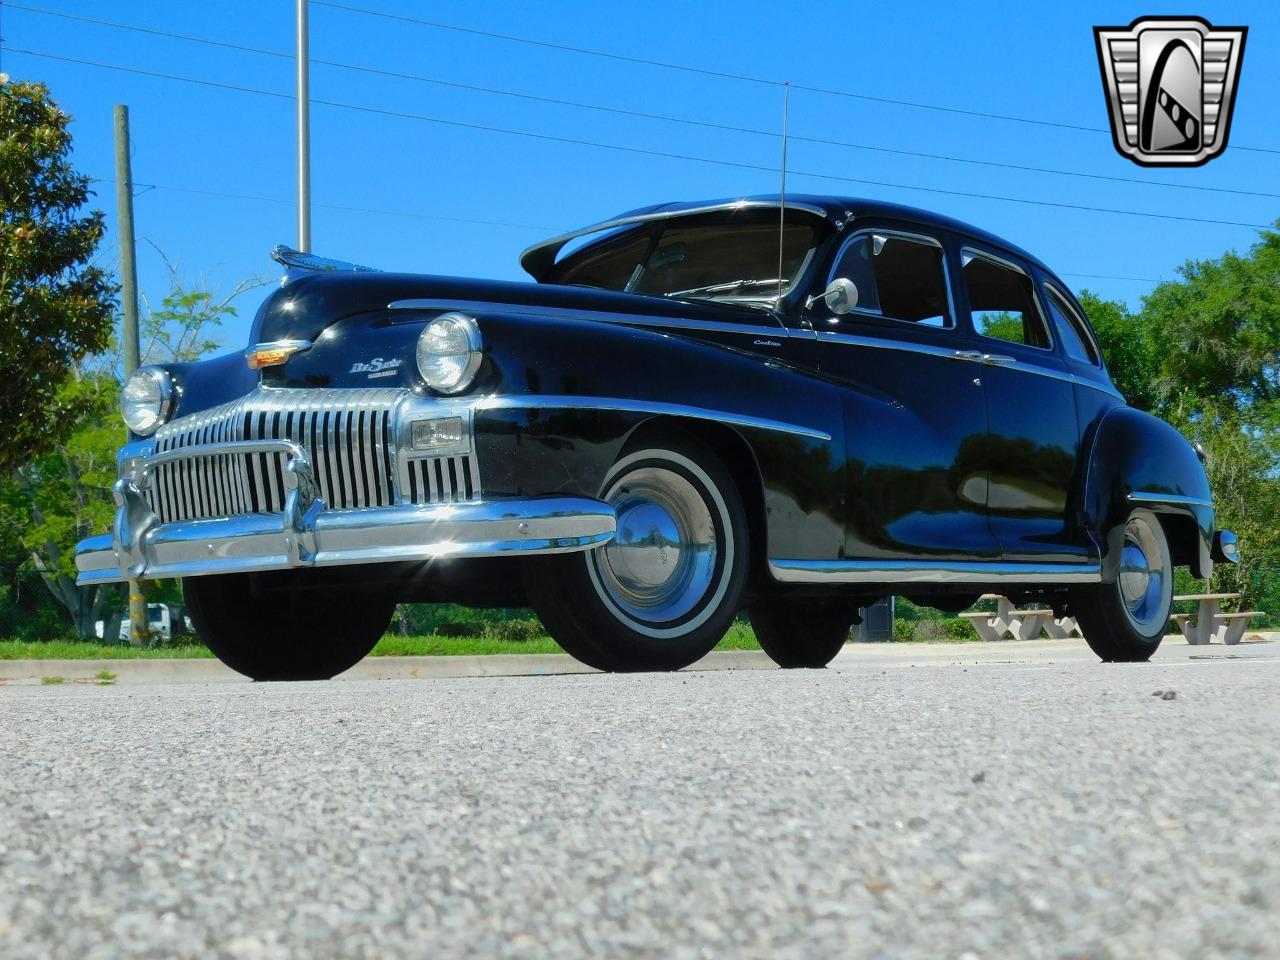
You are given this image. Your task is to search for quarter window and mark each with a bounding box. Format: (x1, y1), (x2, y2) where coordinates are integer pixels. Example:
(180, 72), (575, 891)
(1043, 286), (1101, 365)
(829, 233), (951, 327)
(962, 252), (1051, 349)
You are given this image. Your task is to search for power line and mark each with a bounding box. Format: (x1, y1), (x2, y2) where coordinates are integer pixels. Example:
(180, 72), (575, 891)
(12, 4), (1278, 203)
(86, 177), (557, 230)
(89, 178), (1165, 285)
(9, 48), (1272, 232)
(1060, 272), (1161, 283)
(309, 0), (1280, 156)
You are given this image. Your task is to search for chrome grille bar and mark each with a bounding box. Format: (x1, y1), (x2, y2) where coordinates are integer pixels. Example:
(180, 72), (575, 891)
(145, 388), (479, 523)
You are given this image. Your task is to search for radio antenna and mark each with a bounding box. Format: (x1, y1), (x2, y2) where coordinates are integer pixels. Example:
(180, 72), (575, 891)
(777, 81), (790, 304)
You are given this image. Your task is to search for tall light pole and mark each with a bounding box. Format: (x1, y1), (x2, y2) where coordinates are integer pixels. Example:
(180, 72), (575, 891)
(296, 0), (311, 252)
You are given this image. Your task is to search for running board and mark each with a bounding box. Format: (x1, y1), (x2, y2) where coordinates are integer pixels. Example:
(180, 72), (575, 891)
(767, 559), (1102, 585)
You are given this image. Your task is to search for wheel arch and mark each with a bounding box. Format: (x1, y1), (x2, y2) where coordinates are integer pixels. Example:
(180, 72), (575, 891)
(1081, 406), (1214, 581)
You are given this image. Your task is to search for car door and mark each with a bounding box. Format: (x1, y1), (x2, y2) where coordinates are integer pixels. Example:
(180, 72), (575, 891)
(957, 246), (1092, 562)
(812, 225), (1000, 562)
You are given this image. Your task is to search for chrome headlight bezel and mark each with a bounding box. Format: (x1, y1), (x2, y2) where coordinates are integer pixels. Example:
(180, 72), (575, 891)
(120, 366), (175, 436)
(416, 312), (483, 395)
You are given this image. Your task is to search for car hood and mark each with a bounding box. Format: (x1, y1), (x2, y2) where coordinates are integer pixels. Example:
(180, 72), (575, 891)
(248, 271), (782, 346)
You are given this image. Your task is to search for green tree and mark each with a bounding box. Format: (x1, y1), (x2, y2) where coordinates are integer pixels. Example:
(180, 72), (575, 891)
(1142, 225), (1280, 413)
(3, 274), (266, 639)
(1078, 291), (1161, 412)
(6, 374), (119, 637)
(0, 78), (115, 472)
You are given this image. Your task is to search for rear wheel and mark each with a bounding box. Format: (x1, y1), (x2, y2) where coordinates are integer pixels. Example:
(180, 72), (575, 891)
(184, 574), (394, 680)
(750, 599), (855, 668)
(526, 433), (749, 672)
(1072, 509), (1172, 663)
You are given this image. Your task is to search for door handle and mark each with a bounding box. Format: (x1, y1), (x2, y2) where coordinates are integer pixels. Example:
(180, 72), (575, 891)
(982, 353), (1016, 366)
(951, 350), (984, 363)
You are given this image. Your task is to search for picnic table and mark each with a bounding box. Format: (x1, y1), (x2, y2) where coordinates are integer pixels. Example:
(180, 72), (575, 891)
(960, 594), (1081, 642)
(1170, 593), (1264, 646)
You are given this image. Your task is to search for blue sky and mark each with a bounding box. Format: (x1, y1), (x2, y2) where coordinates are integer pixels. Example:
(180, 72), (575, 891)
(3, 1), (1277, 351)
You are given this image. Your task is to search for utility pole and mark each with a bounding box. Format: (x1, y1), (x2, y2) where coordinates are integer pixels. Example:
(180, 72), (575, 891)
(114, 104), (149, 648)
(296, 0), (311, 252)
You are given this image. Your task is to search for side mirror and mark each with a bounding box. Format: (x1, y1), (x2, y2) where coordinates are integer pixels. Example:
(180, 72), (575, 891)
(807, 277), (859, 315)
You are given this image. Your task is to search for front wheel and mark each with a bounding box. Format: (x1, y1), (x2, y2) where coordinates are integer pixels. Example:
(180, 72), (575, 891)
(184, 574), (394, 680)
(750, 599), (855, 668)
(1072, 509), (1172, 663)
(526, 433), (749, 672)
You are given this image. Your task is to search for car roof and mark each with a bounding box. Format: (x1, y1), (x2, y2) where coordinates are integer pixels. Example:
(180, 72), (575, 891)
(521, 194), (1058, 283)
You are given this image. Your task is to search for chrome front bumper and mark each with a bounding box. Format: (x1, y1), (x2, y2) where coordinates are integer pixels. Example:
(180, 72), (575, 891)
(74, 437), (616, 586)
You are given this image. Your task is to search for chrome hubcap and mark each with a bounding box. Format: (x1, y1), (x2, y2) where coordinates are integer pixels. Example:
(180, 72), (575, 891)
(593, 466), (718, 626)
(1118, 514), (1169, 635)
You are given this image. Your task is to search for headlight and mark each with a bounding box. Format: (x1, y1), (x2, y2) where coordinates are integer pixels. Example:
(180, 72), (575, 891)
(120, 367), (175, 436)
(416, 312), (482, 394)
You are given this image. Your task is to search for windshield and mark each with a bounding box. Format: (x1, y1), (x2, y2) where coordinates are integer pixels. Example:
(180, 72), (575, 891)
(546, 214), (819, 306)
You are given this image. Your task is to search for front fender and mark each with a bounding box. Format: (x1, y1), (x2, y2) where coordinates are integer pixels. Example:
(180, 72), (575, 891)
(470, 314), (846, 561)
(1082, 406), (1214, 580)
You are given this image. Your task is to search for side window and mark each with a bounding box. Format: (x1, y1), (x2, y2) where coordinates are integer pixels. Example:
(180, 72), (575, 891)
(962, 252), (1051, 349)
(830, 233), (951, 328)
(1043, 286), (1101, 365)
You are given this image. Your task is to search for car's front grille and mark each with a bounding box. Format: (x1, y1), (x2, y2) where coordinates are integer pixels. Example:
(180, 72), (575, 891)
(144, 388), (479, 523)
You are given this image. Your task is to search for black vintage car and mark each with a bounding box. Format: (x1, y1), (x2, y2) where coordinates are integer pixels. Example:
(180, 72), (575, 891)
(76, 196), (1238, 679)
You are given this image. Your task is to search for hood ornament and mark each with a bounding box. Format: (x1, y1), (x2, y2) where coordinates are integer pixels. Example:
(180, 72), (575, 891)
(271, 244), (380, 285)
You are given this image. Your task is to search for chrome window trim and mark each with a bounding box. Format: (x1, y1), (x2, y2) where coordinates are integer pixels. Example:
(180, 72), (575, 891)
(519, 199), (829, 278)
(1126, 491), (1214, 509)
(1042, 281), (1103, 368)
(768, 558), (1102, 584)
(960, 245), (1055, 353)
(823, 227), (956, 331)
(388, 297), (790, 337)
(473, 395), (831, 442)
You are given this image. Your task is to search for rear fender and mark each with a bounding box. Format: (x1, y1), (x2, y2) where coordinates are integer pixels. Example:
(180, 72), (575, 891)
(1082, 406), (1213, 580)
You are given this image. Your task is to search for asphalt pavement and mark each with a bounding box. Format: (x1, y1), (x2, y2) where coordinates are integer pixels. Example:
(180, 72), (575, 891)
(3, 638), (1278, 959)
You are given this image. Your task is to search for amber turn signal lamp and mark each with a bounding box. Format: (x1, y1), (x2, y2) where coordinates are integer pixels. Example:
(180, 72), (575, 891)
(245, 340), (312, 369)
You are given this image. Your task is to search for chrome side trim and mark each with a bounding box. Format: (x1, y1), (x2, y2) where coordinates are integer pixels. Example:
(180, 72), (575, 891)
(1127, 491), (1214, 509)
(814, 330), (1123, 398)
(76, 496), (618, 586)
(472, 395), (832, 442)
(768, 559), (1102, 584)
(519, 199), (829, 278)
(387, 297), (789, 337)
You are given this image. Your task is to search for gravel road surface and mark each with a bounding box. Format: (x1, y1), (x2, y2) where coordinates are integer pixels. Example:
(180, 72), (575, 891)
(4, 639), (1278, 959)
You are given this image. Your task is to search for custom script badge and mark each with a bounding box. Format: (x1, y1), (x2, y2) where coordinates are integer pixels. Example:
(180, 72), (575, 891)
(1094, 17), (1246, 167)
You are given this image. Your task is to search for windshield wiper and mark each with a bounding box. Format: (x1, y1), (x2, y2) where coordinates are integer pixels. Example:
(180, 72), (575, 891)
(663, 278), (785, 299)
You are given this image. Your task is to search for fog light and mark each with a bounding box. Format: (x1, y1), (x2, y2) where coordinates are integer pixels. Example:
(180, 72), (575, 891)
(411, 416), (464, 450)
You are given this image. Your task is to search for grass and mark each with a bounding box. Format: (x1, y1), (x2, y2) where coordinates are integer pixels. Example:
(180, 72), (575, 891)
(0, 622), (765, 660)
(0, 639), (215, 660)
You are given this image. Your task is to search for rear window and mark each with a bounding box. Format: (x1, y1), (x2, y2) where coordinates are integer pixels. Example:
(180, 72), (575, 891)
(1043, 285), (1101, 365)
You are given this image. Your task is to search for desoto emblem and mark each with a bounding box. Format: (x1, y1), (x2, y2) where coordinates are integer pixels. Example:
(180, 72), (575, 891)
(1094, 16), (1246, 167)
(349, 357), (403, 379)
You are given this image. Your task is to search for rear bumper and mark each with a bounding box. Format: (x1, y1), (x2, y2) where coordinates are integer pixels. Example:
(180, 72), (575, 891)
(74, 432), (614, 585)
